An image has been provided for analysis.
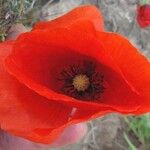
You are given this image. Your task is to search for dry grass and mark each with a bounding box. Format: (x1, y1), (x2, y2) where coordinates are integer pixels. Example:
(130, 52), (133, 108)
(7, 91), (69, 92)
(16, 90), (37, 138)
(0, 0), (51, 40)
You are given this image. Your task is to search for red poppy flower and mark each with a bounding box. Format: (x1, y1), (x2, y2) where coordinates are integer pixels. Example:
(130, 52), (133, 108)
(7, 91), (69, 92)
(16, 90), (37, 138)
(137, 4), (150, 28)
(1, 5), (150, 144)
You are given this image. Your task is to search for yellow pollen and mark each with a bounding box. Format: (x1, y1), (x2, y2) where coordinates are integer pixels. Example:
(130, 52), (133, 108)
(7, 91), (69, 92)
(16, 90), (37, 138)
(72, 74), (90, 92)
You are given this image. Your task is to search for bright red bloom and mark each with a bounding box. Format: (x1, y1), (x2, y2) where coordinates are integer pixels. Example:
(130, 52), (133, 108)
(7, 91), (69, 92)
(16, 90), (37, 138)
(137, 4), (150, 28)
(1, 5), (150, 144)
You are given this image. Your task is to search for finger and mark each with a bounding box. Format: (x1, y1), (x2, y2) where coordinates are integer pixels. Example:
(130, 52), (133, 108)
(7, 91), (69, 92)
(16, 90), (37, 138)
(0, 130), (43, 150)
(50, 123), (87, 148)
(0, 123), (87, 150)
(6, 24), (28, 40)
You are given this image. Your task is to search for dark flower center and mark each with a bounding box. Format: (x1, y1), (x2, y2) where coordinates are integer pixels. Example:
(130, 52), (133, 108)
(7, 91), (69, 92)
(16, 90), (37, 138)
(59, 61), (105, 100)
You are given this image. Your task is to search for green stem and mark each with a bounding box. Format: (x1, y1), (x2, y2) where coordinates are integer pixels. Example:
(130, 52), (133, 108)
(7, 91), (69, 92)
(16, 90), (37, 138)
(124, 117), (145, 145)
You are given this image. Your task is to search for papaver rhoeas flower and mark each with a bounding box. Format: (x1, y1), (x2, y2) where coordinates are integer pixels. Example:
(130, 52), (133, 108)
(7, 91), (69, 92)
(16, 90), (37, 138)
(1, 5), (150, 144)
(137, 4), (150, 28)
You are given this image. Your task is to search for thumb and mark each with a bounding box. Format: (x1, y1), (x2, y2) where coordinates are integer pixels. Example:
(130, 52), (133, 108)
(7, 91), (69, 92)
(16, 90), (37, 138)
(6, 24), (28, 40)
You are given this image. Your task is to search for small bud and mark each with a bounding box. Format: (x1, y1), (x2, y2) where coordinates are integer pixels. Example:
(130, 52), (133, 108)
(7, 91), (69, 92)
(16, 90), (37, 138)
(137, 4), (150, 28)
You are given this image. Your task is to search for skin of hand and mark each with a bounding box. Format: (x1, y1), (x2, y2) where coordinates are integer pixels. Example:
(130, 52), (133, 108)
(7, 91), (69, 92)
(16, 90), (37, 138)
(0, 24), (87, 150)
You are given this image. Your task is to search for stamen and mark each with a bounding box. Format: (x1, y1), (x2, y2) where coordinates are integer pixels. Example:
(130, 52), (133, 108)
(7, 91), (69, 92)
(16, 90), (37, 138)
(72, 74), (90, 92)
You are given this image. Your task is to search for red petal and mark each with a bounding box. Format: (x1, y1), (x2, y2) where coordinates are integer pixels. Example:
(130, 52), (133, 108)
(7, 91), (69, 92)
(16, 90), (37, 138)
(97, 31), (150, 114)
(33, 5), (104, 31)
(6, 22), (141, 113)
(0, 41), (73, 143)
